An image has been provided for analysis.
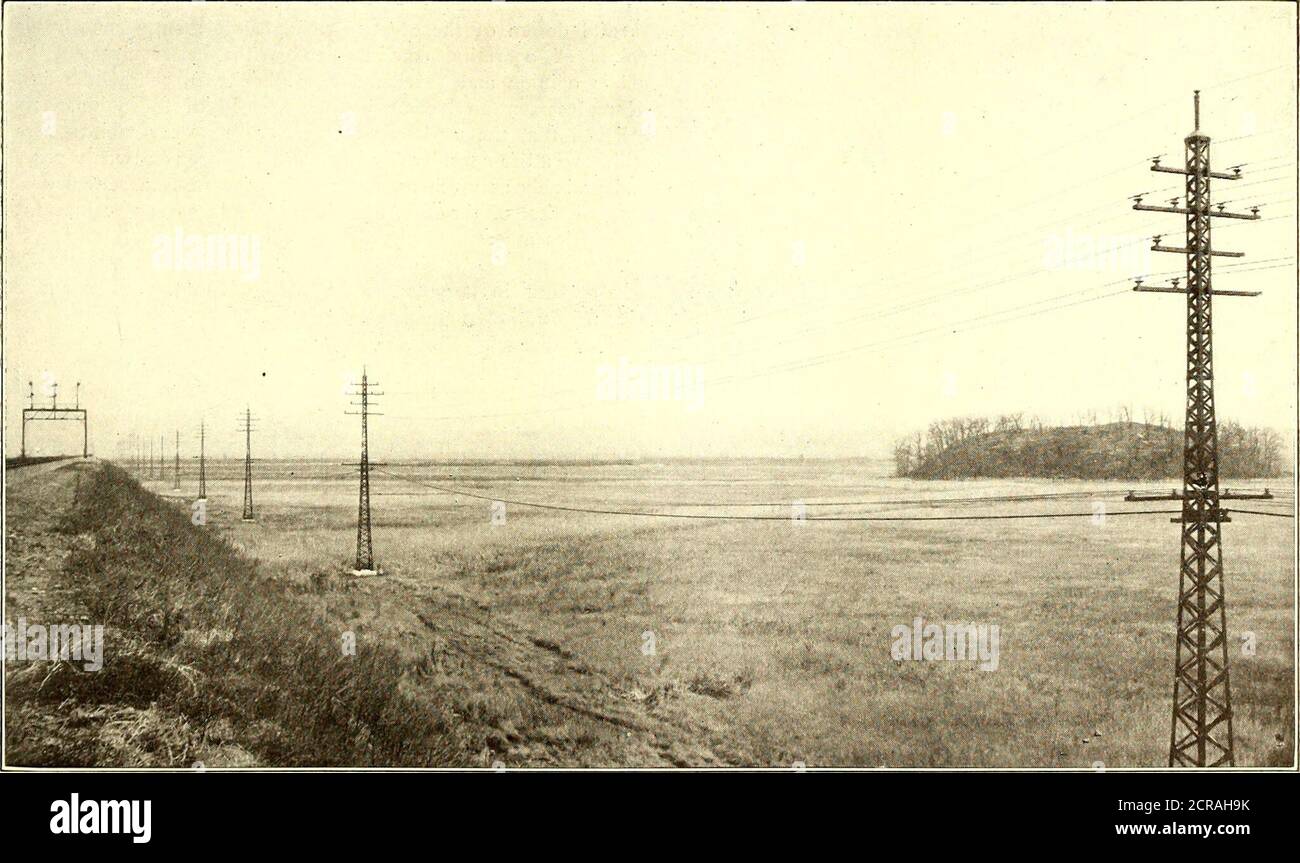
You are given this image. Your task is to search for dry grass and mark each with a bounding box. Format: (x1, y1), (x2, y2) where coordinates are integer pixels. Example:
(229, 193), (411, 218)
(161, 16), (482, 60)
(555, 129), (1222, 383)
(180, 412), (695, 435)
(7, 463), (470, 767)
(175, 458), (1296, 767)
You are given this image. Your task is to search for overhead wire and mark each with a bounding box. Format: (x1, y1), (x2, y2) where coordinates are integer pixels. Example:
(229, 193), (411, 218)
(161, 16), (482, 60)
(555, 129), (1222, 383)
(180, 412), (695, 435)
(371, 467), (1194, 522)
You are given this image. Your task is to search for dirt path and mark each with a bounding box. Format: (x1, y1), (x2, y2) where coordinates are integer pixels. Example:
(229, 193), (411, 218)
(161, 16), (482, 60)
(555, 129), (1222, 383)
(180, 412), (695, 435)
(296, 556), (754, 764)
(325, 571), (750, 767)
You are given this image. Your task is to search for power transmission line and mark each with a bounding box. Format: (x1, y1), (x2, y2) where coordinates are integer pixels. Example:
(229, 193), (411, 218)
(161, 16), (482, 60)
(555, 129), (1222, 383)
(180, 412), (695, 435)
(197, 420), (207, 501)
(238, 408), (258, 522)
(372, 467), (1204, 523)
(418, 174), (1292, 422)
(413, 157), (1292, 425)
(412, 252), (1291, 424)
(1128, 91), (1274, 768)
(345, 369), (385, 574)
(1228, 508), (1294, 518)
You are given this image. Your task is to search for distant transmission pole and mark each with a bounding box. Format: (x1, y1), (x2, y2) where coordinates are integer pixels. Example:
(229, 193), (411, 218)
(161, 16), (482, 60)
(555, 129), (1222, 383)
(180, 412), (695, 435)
(173, 429), (181, 491)
(197, 420), (207, 500)
(238, 408), (258, 521)
(345, 369), (385, 573)
(158, 434), (165, 481)
(1126, 92), (1271, 767)
(149, 437), (154, 480)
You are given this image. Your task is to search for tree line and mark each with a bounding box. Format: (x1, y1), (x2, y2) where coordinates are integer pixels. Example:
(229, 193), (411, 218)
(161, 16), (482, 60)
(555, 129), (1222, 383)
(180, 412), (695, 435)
(894, 411), (1288, 480)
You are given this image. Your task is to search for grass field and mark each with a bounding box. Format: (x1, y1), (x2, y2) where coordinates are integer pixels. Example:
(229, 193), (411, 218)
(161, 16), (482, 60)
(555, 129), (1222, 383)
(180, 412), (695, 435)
(139, 457), (1295, 768)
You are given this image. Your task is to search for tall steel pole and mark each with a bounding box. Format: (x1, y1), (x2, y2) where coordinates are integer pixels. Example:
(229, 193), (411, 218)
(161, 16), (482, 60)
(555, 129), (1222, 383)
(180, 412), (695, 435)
(356, 372), (373, 571)
(345, 369), (384, 573)
(1129, 92), (1268, 766)
(240, 408), (256, 521)
(198, 420), (207, 500)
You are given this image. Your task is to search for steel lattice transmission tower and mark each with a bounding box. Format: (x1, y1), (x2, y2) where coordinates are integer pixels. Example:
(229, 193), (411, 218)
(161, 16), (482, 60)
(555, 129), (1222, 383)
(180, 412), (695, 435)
(345, 369), (384, 573)
(173, 430), (181, 491)
(1127, 92), (1270, 767)
(238, 408), (258, 522)
(197, 420), (207, 500)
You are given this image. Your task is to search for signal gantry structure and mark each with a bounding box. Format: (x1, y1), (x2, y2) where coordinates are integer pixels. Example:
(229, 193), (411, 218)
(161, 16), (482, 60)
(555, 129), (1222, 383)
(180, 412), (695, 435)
(20, 380), (89, 459)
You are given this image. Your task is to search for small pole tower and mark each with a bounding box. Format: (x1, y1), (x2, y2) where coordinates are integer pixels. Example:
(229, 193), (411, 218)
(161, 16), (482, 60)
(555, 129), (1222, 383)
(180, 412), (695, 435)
(345, 368), (385, 574)
(238, 408), (258, 521)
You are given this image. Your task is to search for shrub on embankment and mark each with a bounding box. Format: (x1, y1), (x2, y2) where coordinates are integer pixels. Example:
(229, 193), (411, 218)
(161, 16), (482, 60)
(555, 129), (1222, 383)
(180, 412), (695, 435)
(6, 462), (468, 767)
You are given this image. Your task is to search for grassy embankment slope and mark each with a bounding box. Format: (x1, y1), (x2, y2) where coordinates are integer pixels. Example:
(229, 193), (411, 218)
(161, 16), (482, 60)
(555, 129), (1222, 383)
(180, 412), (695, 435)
(5, 461), (468, 766)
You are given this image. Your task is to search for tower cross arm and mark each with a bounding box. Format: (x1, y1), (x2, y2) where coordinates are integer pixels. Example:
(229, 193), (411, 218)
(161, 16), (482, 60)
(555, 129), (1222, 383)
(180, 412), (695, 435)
(1132, 285), (1260, 297)
(1151, 164), (1242, 180)
(1127, 489), (1274, 502)
(1133, 203), (1260, 220)
(1151, 244), (1244, 258)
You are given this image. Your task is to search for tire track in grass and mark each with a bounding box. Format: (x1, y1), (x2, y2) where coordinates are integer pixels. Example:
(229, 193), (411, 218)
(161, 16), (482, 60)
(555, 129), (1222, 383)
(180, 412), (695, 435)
(411, 602), (738, 767)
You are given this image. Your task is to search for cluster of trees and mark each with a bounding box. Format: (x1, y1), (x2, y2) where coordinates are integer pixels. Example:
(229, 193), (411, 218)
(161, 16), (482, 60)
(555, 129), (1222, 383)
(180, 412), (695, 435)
(1218, 420), (1287, 478)
(894, 411), (1289, 480)
(893, 414), (1035, 476)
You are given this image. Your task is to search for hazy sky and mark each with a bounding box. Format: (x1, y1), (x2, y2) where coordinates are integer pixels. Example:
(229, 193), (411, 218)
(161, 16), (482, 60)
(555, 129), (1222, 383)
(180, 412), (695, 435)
(3, 2), (1295, 460)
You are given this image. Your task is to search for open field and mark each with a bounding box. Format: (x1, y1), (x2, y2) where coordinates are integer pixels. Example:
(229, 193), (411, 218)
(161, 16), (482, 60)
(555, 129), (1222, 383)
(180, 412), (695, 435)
(125, 457), (1295, 768)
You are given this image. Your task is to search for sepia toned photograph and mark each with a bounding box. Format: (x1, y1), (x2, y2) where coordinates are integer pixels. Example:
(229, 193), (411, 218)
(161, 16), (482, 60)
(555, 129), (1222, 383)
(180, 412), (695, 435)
(2, 0), (1296, 787)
